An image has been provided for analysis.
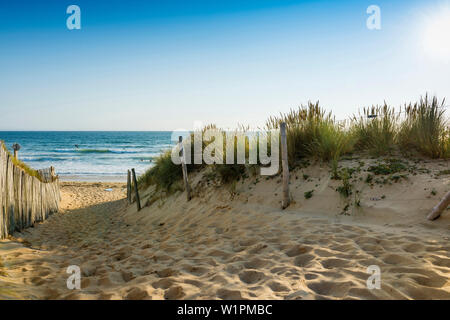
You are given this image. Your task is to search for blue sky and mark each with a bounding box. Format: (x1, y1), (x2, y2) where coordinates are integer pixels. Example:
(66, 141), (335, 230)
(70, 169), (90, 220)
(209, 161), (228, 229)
(0, 0), (449, 130)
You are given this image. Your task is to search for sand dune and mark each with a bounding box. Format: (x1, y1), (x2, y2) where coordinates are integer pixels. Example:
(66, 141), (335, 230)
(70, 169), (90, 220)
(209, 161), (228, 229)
(0, 158), (449, 300)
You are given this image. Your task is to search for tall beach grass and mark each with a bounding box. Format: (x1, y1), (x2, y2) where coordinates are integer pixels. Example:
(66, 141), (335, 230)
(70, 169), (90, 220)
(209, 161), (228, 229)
(138, 94), (449, 191)
(398, 95), (449, 158)
(351, 104), (399, 156)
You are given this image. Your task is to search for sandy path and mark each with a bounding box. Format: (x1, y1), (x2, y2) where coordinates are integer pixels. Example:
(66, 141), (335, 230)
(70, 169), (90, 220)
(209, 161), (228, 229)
(0, 176), (449, 300)
(0, 182), (128, 299)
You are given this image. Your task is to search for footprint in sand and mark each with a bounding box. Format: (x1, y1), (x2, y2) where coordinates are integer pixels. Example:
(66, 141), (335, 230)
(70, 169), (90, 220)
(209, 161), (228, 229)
(314, 248), (337, 257)
(164, 286), (184, 299)
(207, 249), (232, 259)
(304, 273), (319, 280)
(183, 279), (205, 288)
(267, 280), (290, 292)
(285, 245), (312, 257)
(43, 288), (61, 300)
(382, 254), (415, 265)
(30, 277), (45, 286)
(307, 280), (352, 298)
(152, 278), (174, 289)
(330, 243), (355, 252)
(216, 288), (243, 300)
(238, 270), (266, 284)
(243, 257), (271, 269)
(156, 268), (178, 278)
(225, 264), (243, 275)
(182, 264), (209, 276)
(320, 258), (352, 269)
(239, 238), (259, 247)
(208, 274), (229, 285)
(121, 270), (135, 282)
(293, 254), (315, 268)
(97, 276), (112, 286)
(248, 244), (268, 254)
(124, 287), (150, 300)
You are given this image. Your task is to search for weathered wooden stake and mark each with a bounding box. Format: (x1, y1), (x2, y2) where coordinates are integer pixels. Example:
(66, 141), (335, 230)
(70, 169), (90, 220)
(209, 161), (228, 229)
(127, 170), (132, 204)
(427, 190), (450, 220)
(50, 166), (56, 181)
(12, 143), (20, 160)
(131, 168), (141, 211)
(280, 122), (290, 209)
(179, 136), (191, 201)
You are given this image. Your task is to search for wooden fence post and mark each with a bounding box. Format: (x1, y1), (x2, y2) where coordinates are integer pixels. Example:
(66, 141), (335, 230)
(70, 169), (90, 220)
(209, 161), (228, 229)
(280, 122), (290, 209)
(12, 143), (20, 160)
(427, 190), (450, 220)
(131, 168), (141, 211)
(127, 170), (132, 204)
(179, 136), (191, 201)
(50, 166), (55, 181)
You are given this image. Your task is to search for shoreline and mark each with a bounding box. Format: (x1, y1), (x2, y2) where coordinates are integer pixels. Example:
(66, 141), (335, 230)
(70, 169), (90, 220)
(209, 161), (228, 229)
(59, 175), (127, 183)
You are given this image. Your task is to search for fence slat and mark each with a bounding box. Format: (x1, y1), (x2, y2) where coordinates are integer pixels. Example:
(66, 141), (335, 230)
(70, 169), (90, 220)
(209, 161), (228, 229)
(0, 143), (61, 239)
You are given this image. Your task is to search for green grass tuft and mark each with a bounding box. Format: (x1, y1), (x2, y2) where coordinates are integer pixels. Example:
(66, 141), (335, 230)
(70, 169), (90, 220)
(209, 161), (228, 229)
(137, 150), (183, 192)
(304, 190), (314, 199)
(351, 103), (398, 156)
(398, 94), (449, 159)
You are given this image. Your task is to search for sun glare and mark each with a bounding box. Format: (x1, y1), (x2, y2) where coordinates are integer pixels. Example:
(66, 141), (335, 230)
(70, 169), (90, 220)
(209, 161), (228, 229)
(421, 5), (450, 62)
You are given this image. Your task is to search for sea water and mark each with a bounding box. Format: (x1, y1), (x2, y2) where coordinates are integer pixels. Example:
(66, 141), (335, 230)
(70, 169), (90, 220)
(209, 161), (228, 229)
(0, 131), (173, 181)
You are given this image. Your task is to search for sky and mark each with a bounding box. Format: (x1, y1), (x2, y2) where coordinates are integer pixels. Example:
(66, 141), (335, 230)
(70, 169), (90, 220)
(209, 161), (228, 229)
(0, 0), (449, 131)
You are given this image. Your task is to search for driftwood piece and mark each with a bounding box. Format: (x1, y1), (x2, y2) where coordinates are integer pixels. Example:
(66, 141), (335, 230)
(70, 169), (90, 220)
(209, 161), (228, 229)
(427, 191), (450, 221)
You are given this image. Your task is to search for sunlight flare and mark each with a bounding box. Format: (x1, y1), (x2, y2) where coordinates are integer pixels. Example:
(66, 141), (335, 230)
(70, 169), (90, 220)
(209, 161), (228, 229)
(421, 5), (450, 62)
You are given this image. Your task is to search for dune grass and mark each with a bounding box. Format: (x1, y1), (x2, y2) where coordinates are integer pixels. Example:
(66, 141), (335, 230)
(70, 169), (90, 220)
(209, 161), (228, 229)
(266, 102), (357, 166)
(308, 121), (356, 162)
(137, 150), (183, 192)
(266, 101), (334, 164)
(138, 94), (449, 192)
(398, 95), (449, 158)
(351, 103), (399, 156)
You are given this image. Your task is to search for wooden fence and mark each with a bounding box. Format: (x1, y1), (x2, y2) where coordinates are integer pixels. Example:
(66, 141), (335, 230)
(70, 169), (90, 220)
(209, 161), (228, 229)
(0, 145), (60, 239)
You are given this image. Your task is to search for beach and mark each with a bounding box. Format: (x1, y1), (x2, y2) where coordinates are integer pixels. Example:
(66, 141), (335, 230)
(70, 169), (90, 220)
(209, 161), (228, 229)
(1, 0), (450, 305)
(0, 157), (449, 300)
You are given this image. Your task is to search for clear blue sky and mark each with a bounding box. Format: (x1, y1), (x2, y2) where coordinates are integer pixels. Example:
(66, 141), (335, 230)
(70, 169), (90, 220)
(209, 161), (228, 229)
(0, 0), (449, 130)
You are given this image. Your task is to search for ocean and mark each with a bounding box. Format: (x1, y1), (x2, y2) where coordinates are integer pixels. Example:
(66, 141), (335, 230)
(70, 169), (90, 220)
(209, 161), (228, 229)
(0, 131), (174, 181)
